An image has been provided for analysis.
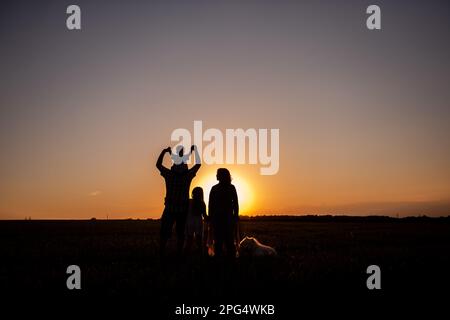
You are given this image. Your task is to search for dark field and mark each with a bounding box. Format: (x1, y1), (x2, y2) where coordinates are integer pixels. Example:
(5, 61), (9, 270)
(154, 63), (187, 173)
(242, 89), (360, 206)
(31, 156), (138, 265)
(1, 218), (450, 316)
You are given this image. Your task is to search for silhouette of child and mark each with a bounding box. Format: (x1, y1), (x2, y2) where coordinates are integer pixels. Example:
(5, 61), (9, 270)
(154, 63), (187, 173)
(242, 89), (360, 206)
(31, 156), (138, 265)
(171, 145), (191, 164)
(171, 145), (194, 173)
(185, 187), (207, 253)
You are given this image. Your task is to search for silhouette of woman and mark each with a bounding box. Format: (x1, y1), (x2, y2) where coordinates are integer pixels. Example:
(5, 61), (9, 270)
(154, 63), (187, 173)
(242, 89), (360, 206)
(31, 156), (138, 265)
(208, 168), (239, 258)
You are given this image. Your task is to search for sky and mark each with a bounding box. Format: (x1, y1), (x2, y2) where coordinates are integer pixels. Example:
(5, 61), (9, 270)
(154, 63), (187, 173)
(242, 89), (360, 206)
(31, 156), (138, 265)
(1, 0), (449, 219)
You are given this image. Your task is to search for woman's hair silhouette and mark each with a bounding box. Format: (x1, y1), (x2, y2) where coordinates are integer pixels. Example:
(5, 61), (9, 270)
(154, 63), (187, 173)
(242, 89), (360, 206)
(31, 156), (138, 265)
(216, 168), (232, 185)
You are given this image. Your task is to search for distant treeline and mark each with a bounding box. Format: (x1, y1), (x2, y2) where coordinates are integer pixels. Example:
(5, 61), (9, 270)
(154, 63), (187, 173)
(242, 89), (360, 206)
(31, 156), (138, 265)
(238, 215), (450, 222)
(93, 215), (450, 222)
(4, 215), (449, 222)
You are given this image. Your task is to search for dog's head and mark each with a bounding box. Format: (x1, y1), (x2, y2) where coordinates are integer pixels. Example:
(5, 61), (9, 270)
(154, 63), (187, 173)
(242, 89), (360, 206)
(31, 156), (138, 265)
(239, 236), (258, 253)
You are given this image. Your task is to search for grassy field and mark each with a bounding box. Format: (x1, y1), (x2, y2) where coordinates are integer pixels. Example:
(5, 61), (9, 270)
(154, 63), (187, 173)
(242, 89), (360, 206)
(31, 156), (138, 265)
(1, 217), (449, 316)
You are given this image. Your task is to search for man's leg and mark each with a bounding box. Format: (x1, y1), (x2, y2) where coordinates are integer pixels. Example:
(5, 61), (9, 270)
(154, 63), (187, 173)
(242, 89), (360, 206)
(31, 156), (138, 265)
(175, 211), (187, 256)
(185, 235), (193, 254)
(160, 208), (174, 257)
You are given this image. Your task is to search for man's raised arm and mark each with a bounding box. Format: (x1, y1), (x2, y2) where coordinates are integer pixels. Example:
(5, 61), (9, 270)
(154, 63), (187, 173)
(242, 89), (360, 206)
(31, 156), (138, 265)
(189, 145), (201, 174)
(156, 147), (171, 172)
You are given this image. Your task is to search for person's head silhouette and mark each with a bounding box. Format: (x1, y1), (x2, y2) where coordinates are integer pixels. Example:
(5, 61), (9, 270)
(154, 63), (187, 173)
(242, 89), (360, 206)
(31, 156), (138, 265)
(216, 168), (232, 185)
(192, 186), (204, 202)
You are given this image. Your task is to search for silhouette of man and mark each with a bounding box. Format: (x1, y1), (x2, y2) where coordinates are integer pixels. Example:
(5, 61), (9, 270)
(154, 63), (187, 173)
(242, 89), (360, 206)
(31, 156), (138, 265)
(208, 168), (239, 258)
(156, 145), (201, 257)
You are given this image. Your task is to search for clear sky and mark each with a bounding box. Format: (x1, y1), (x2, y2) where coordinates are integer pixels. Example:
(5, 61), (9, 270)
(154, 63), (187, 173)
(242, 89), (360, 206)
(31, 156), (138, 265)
(1, 0), (449, 219)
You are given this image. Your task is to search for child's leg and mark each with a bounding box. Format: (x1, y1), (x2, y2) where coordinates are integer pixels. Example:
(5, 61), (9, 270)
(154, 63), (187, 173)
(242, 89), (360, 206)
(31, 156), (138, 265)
(185, 235), (194, 253)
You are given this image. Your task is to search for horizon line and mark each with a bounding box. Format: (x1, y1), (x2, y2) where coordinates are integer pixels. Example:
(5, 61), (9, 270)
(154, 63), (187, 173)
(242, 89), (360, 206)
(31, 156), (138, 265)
(2, 213), (450, 221)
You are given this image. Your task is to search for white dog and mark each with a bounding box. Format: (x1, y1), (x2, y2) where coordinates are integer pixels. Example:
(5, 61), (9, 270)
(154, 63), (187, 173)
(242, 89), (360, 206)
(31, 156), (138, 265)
(238, 236), (277, 257)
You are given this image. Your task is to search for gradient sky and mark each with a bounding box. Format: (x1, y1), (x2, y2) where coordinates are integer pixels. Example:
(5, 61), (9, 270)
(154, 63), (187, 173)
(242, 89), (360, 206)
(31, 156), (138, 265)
(1, 0), (449, 219)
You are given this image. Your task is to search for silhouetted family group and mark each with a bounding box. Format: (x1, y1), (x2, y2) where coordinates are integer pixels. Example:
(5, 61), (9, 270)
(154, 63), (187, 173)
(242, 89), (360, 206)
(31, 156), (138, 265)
(156, 145), (239, 258)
